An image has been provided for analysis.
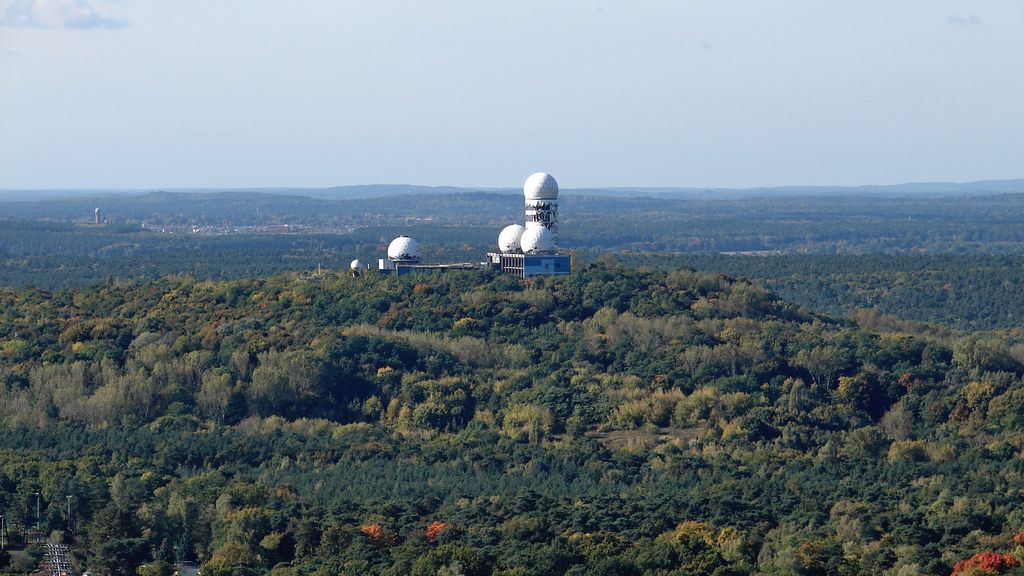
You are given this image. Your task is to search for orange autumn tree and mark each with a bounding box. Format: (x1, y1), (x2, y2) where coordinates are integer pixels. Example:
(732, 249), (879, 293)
(425, 521), (450, 541)
(361, 523), (398, 548)
(951, 551), (1020, 575)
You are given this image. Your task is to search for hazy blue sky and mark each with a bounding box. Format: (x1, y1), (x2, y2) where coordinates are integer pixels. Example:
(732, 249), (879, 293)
(0, 0), (1021, 189)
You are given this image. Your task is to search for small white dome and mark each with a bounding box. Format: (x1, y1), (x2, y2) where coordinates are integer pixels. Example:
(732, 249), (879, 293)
(498, 224), (525, 253)
(523, 172), (559, 201)
(350, 259), (362, 270)
(520, 225), (556, 254)
(387, 236), (420, 261)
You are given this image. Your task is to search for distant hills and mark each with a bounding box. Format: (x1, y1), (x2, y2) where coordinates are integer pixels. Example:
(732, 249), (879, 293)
(1, 178), (1023, 202)
(261, 178), (1024, 199)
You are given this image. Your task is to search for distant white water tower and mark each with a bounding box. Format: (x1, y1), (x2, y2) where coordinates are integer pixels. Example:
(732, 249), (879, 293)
(94, 208), (101, 224)
(523, 172), (559, 248)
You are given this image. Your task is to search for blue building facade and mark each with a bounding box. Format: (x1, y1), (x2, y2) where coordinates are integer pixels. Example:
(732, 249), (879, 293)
(487, 253), (571, 278)
(523, 254), (571, 277)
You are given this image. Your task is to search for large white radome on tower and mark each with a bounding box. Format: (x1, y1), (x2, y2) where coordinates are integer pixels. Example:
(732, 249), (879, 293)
(520, 225), (556, 254)
(498, 224), (525, 253)
(523, 171), (560, 246)
(387, 236), (420, 261)
(350, 259), (363, 270)
(523, 172), (559, 201)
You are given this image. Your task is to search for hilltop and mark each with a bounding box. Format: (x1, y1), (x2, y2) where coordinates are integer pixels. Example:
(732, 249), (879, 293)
(1, 265), (1022, 574)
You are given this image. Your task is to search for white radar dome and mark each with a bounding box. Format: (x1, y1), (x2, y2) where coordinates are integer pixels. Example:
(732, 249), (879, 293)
(523, 172), (559, 201)
(520, 225), (556, 254)
(350, 259), (362, 270)
(498, 224), (526, 253)
(387, 236), (420, 261)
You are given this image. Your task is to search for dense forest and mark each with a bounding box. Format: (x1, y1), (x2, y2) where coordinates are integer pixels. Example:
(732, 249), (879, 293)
(7, 219), (1024, 331)
(8, 190), (1024, 332)
(615, 253), (1024, 331)
(7, 189), (1024, 255)
(3, 265), (1024, 574)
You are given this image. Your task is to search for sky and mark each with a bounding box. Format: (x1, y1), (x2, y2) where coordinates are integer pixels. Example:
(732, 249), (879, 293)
(0, 0), (1022, 190)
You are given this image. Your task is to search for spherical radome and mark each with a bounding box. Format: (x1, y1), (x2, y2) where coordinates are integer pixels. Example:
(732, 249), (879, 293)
(498, 224), (525, 253)
(350, 259), (362, 270)
(523, 172), (559, 201)
(520, 225), (556, 254)
(387, 236), (420, 261)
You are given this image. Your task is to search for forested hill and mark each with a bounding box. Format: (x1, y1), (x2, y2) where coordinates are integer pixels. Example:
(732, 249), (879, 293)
(2, 266), (1024, 575)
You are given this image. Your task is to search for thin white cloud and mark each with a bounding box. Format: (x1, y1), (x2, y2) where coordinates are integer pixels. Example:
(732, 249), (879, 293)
(1, 0), (125, 29)
(947, 13), (981, 26)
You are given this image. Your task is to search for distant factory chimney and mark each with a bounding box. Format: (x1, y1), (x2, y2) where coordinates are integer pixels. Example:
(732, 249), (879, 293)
(94, 208), (101, 225)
